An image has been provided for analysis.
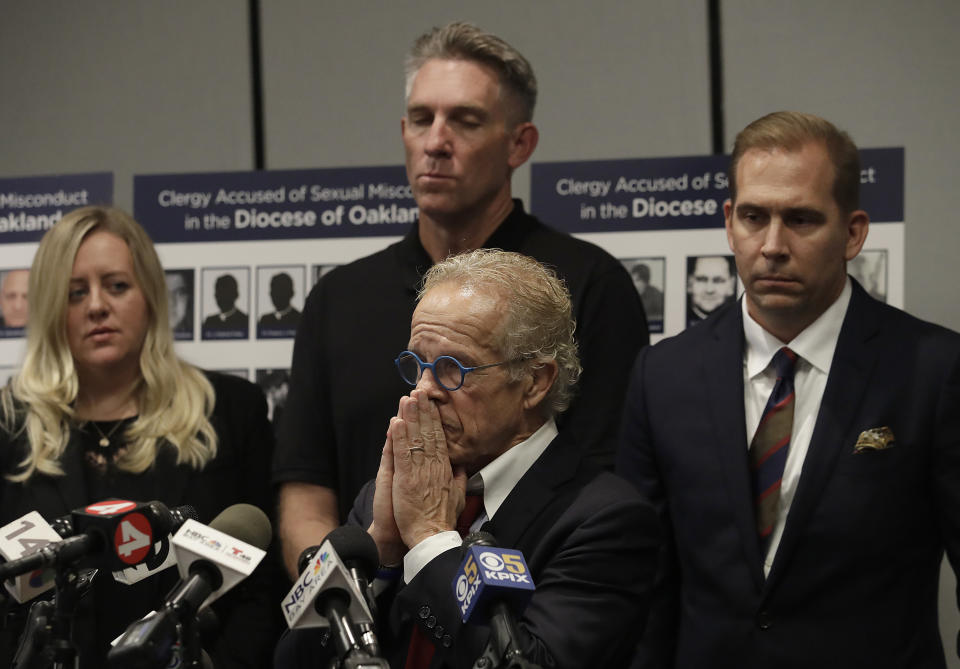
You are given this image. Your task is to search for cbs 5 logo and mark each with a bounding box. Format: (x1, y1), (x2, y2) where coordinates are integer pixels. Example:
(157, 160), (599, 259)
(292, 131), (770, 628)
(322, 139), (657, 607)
(478, 550), (527, 575)
(463, 555), (478, 584)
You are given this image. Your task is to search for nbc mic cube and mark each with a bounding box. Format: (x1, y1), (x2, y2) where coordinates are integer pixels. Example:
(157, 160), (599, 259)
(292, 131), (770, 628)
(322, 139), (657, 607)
(281, 539), (373, 629)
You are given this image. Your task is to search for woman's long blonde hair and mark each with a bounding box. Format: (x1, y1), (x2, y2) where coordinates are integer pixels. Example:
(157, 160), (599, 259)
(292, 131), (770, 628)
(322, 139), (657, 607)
(2, 206), (217, 481)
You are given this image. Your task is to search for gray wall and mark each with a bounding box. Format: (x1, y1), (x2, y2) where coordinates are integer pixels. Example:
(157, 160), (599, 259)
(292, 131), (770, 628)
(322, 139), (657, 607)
(723, 0), (960, 330)
(0, 2), (254, 209)
(1, 0), (957, 662)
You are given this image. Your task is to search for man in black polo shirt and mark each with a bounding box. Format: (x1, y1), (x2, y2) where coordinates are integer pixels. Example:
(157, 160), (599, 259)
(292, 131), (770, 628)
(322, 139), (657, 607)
(272, 21), (648, 578)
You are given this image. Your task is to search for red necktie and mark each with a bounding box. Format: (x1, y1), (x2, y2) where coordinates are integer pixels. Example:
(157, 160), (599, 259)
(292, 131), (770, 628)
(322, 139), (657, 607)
(456, 492), (485, 538)
(405, 492), (485, 669)
(749, 347), (798, 555)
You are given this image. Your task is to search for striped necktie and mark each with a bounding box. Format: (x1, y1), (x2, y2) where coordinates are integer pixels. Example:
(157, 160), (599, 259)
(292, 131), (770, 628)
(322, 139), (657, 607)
(749, 346), (798, 555)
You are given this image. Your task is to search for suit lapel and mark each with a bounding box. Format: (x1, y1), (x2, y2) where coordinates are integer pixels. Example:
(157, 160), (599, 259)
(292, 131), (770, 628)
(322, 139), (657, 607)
(483, 431), (580, 548)
(765, 283), (883, 588)
(704, 305), (766, 587)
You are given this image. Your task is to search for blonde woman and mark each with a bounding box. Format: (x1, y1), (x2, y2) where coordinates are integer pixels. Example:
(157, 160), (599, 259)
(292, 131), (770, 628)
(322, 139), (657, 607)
(0, 206), (278, 668)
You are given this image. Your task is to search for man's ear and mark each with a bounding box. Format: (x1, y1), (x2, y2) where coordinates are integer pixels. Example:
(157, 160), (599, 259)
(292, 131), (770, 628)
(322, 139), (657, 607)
(507, 122), (539, 170)
(521, 359), (558, 412)
(844, 209), (870, 261)
(723, 198), (735, 252)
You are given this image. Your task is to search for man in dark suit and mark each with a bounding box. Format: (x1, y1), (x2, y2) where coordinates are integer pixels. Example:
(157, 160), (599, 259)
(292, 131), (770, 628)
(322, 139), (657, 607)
(617, 111), (960, 668)
(276, 249), (658, 668)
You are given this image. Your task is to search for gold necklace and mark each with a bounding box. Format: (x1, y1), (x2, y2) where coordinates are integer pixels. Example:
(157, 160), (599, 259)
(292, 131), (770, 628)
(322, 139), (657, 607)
(89, 419), (127, 448)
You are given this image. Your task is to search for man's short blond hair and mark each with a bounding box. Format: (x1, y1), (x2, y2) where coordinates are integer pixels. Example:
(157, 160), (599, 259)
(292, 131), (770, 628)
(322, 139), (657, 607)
(405, 21), (537, 125)
(729, 111), (861, 214)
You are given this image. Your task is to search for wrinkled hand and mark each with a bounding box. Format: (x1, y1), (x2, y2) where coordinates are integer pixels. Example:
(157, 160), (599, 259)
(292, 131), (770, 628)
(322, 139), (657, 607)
(368, 419), (406, 566)
(391, 389), (467, 548)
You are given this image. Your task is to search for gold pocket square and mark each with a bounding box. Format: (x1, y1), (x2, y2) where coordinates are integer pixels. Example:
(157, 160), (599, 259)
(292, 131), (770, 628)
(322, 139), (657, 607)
(853, 426), (896, 454)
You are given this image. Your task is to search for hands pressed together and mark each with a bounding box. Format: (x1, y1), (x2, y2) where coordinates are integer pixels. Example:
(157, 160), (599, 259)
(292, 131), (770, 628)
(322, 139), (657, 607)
(368, 389), (467, 566)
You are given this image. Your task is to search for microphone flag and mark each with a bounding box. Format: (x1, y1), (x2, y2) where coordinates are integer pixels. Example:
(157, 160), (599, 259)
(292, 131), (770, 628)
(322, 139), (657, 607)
(281, 537), (373, 629)
(0, 511), (62, 603)
(170, 517), (266, 609)
(453, 545), (535, 623)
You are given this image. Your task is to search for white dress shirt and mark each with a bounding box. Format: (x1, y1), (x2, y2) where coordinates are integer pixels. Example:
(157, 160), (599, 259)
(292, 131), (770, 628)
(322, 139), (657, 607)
(742, 278), (852, 575)
(402, 419), (558, 583)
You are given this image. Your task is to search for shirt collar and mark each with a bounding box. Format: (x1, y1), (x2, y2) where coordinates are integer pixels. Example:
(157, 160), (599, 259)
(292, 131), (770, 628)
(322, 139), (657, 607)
(743, 276), (852, 378)
(467, 418), (558, 520)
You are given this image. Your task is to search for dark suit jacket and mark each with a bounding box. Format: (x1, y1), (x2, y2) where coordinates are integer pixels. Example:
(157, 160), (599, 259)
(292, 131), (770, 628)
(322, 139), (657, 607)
(0, 372), (281, 669)
(276, 430), (660, 669)
(617, 280), (960, 669)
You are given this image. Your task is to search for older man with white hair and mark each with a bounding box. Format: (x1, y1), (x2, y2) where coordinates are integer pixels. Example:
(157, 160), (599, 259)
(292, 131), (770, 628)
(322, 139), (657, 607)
(277, 249), (658, 669)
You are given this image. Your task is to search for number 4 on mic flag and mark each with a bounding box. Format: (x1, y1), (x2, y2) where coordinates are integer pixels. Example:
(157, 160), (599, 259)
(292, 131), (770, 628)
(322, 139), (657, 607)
(72, 500), (156, 571)
(114, 513), (153, 565)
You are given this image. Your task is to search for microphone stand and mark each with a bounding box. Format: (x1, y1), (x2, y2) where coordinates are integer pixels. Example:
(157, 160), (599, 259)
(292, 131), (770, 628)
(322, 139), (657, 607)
(491, 607), (541, 669)
(473, 642), (542, 669)
(12, 564), (97, 669)
(315, 589), (388, 669)
(470, 605), (542, 669)
(50, 564), (98, 669)
(179, 612), (203, 668)
(11, 600), (53, 669)
(499, 653), (541, 669)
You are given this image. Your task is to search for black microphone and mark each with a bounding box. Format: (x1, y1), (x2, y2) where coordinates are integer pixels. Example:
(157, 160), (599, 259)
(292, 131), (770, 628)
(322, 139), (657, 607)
(107, 503), (271, 669)
(0, 499), (170, 580)
(51, 501), (197, 540)
(456, 531), (536, 669)
(51, 501), (198, 584)
(114, 503), (198, 583)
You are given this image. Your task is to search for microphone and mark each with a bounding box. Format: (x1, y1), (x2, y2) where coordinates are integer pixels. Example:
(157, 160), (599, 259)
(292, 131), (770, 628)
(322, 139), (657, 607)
(110, 503), (198, 585)
(168, 502), (271, 609)
(0, 511), (64, 603)
(50, 501), (199, 585)
(0, 499), (170, 583)
(51, 501), (197, 540)
(283, 527), (387, 667)
(300, 526), (382, 658)
(107, 504), (271, 668)
(454, 532), (535, 667)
